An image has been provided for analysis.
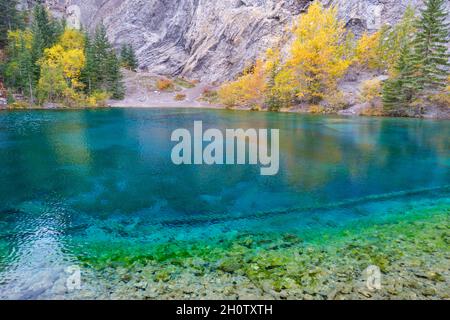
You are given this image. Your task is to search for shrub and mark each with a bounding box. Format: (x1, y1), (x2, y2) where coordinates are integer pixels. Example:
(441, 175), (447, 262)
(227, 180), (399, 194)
(174, 78), (195, 89)
(309, 105), (325, 114)
(265, 95), (282, 112)
(6, 91), (15, 105)
(62, 88), (85, 108)
(218, 81), (241, 108)
(9, 100), (29, 109)
(156, 78), (174, 91)
(200, 87), (219, 104)
(323, 90), (348, 111)
(218, 59), (266, 108)
(360, 99), (385, 116)
(360, 79), (382, 103)
(174, 93), (187, 101)
(87, 91), (110, 107)
(430, 76), (450, 108)
(429, 93), (450, 108)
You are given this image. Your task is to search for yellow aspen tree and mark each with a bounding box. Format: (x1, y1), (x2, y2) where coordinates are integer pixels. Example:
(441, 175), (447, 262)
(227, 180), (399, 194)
(38, 45), (66, 102)
(218, 79), (244, 108)
(41, 44), (64, 67)
(355, 31), (383, 70)
(59, 29), (85, 50)
(218, 59), (267, 109)
(284, 2), (351, 103)
(38, 29), (86, 104)
(264, 48), (291, 110)
(271, 65), (297, 109)
(62, 49), (86, 89)
(240, 59), (267, 109)
(37, 63), (67, 102)
(40, 44), (85, 89)
(7, 30), (33, 50)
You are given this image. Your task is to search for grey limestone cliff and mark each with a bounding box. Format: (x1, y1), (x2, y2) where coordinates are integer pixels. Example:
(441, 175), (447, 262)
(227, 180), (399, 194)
(29, 0), (448, 82)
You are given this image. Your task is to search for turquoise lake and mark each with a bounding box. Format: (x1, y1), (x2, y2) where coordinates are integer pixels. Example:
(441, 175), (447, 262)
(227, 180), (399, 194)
(0, 108), (449, 299)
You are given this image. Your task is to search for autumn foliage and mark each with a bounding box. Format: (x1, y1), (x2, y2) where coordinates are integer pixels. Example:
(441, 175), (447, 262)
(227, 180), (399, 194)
(218, 59), (267, 109)
(2, 4), (124, 108)
(156, 78), (174, 91)
(218, 1), (449, 115)
(355, 31), (383, 70)
(37, 30), (86, 102)
(283, 3), (351, 102)
(218, 2), (352, 109)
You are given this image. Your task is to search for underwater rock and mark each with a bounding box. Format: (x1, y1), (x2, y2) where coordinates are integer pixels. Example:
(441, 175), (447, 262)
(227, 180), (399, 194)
(421, 287), (437, 297)
(218, 259), (242, 274)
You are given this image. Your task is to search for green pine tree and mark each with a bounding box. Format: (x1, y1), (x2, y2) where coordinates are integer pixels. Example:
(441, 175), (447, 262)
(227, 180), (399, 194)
(413, 0), (450, 91)
(120, 44), (129, 68)
(382, 78), (402, 114)
(81, 30), (95, 94)
(128, 45), (138, 70)
(120, 44), (138, 71)
(106, 49), (124, 99)
(86, 24), (110, 92)
(4, 30), (34, 103)
(83, 23), (124, 99)
(30, 4), (62, 80)
(0, 0), (24, 48)
(380, 6), (417, 71)
(383, 44), (419, 115)
(18, 35), (35, 104)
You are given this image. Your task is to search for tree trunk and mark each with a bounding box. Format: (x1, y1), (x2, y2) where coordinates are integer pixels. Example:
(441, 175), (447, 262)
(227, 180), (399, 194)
(28, 74), (34, 107)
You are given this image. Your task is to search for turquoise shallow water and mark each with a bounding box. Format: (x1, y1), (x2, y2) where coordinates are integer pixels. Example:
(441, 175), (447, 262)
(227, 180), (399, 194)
(0, 108), (449, 298)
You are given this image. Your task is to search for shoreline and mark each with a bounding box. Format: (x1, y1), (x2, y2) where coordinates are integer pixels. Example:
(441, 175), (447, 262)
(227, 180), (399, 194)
(2, 68), (449, 120)
(112, 104), (450, 120)
(3, 103), (449, 121)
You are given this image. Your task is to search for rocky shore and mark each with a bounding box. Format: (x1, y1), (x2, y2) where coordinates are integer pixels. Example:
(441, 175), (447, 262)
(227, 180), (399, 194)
(107, 70), (450, 120)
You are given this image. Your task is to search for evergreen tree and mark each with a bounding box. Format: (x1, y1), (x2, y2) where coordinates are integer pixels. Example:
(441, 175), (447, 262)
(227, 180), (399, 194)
(81, 30), (95, 94)
(382, 77), (402, 114)
(18, 35), (34, 104)
(82, 23), (124, 98)
(120, 44), (138, 71)
(106, 49), (124, 98)
(92, 23), (112, 91)
(413, 0), (449, 91)
(30, 4), (62, 80)
(380, 6), (417, 72)
(0, 0), (24, 48)
(382, 44), (419, 114)
(128, 45), (138, 71)
(4, 30), (34, 103)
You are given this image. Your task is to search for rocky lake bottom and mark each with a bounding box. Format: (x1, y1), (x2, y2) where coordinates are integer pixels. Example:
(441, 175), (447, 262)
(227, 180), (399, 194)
(2, 195), (446, 300)
(76, 204), (450, 300)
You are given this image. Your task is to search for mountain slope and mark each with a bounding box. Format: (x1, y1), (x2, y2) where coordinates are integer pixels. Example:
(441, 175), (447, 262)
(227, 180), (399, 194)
(28, 0), (447, 82)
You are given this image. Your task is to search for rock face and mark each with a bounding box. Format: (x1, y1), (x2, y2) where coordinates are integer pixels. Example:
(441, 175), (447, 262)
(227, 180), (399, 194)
(35, 0), (447, 82)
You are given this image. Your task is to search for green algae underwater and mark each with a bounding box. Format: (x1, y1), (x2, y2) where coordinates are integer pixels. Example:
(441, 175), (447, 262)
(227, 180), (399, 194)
(0, 108), (448, 299)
